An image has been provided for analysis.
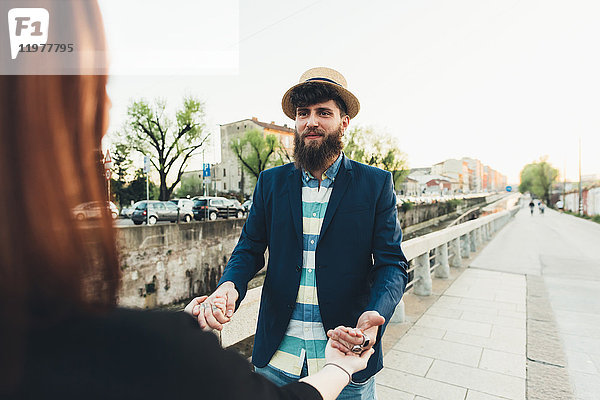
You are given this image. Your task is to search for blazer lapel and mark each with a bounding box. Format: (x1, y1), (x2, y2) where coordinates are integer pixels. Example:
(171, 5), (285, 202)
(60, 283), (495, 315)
(319, 157), (353, 243)
(287, 167), (303, 248)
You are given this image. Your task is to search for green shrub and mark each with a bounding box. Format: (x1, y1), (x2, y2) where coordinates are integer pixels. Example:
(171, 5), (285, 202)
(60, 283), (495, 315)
(400, 200), (413, 212)
(447, 199), (463, 211)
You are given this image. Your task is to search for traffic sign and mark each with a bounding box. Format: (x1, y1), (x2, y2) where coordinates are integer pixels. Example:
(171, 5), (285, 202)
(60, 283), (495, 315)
(203, 163), (211, 177)
(105, 169), (111, 180)
(143, 156), (150, 173)
(506, 185), (512, 192)
(104, 150), (112, 169)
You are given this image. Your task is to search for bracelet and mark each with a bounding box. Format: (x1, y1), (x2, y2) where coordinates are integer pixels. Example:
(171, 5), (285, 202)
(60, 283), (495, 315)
(323, 362), (352, 385)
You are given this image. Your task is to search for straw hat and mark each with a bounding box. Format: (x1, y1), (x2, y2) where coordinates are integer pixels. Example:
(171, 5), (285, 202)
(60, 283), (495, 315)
(281, 67), (360, 120)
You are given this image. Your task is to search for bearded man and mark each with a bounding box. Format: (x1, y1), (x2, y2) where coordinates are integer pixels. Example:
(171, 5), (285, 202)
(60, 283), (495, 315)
(186, 67), (408, 399)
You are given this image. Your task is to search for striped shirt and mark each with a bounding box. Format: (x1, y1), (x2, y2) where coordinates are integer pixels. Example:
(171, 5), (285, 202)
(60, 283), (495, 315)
(268, 153), (344, 377)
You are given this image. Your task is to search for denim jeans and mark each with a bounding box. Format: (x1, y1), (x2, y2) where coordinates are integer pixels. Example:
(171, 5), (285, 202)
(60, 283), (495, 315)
(255, 362), (377, 400)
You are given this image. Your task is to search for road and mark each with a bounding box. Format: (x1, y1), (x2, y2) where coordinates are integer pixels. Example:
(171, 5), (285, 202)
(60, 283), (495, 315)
(471, 206), (600, 399)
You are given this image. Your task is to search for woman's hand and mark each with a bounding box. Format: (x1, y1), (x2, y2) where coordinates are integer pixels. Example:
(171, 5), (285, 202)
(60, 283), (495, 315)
(324, 338), (374, 375)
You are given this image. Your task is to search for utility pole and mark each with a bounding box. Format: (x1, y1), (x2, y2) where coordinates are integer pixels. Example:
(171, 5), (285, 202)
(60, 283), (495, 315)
(578, 138), (582, 214)
(563, 161), (566, 208)
(144, 156), (150, 225)
(202, 150), (206, 196)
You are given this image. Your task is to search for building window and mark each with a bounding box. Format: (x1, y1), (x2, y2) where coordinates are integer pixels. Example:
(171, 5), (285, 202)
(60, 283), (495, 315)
(224, 182), (227, 190)
(238, 181), (241, 189)
(223, 169), (226, 177)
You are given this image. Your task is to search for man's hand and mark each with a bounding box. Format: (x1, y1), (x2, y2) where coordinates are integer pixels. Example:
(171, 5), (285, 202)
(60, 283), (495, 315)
(327, 311), (385, 354)
(183, 281), (239, 331)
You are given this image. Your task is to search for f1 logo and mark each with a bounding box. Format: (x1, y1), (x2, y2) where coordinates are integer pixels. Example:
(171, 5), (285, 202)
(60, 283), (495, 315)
(7, 8), (49, 60)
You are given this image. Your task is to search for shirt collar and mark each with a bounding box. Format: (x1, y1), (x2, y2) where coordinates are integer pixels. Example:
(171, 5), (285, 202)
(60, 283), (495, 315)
(302, 152), (344, 182)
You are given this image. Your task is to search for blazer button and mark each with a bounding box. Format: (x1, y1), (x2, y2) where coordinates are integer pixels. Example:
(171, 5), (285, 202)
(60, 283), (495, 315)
(287, 304), (294, 309)
(296, 266), (301, 272)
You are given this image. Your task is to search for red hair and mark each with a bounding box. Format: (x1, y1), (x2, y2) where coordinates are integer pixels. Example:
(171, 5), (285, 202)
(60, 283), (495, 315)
(0, 1), (118, 393)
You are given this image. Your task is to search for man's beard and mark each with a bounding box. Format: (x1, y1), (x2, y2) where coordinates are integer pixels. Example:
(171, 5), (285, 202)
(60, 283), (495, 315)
(294, 125), (344, 172)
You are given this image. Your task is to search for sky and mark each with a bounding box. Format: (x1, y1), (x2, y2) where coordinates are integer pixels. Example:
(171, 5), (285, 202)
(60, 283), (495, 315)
(101, 0), (600, 184)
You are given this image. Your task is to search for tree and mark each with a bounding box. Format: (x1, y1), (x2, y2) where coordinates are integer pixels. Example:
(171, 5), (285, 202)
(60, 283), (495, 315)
(274, 137), (294, 166)
(110, 143), (132, 207)
(174, 173), (203, 198)
(344, 126), (409, 191)
(519, 157), (559, 204)
(121, 97), (210, 201)
(230, 129), (279, 183)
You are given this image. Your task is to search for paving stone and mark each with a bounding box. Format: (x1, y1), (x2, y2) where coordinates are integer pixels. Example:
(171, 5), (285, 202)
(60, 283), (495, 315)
(494, 289), (526, 304)
(376, 384), (414, 400)
(426, 360), (525, 400)
(564, 350), (598, 374)
(527, 361), (574, 400)
(407, 325), (446, 340)
(433, 295), (462, 307)
(460, 297), (518, 311)
(466, 390), (513, 400)
(424, 305), (463, 319)
(460, 310), (525, 329)
(497, 309), (526, 320)
(394, 334), (482, 367)
(377, 368), (466, 400)
(429, 302), (499, 316)
(561, 334), (600, 356)
(443, 330), (525, 355)
(415, 314), (492, 337)
(445, 284), (497, 301)
(570, 371), (600, 400)
(383, 349), (434, 376)
(526, 275), (574, 400)
(479, 348), (525, 378)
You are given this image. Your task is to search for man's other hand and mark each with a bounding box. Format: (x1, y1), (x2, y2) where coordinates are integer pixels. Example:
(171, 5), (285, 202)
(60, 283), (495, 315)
(327, 311), (385, 354)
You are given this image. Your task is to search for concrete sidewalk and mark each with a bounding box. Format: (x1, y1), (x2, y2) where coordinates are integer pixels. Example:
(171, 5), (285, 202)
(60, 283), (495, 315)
(377, 206), (600, 400)
(377, 268), (526, 400)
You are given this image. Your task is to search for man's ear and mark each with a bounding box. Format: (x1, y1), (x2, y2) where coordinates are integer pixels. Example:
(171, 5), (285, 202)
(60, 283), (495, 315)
(340, 115), (350, 135)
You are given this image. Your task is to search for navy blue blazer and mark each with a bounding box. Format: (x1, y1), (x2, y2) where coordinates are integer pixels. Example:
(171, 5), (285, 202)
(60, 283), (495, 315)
(219, 155), (408, 382)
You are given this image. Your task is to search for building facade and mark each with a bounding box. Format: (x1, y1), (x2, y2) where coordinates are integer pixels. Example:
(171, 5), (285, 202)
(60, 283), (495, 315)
(217, 117), (295, 197)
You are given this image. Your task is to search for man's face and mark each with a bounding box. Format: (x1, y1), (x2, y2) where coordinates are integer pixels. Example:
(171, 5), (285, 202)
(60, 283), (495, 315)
(293, 100), (350, 172)
(295, 100), (350, 147)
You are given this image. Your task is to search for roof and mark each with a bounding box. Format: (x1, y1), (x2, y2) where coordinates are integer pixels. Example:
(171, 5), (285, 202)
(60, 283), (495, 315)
(221, 118), (295, 133)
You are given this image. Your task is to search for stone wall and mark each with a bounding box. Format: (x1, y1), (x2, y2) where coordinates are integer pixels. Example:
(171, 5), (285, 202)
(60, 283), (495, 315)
(116, 219), (245, 308)
(398, 195), (487, 228)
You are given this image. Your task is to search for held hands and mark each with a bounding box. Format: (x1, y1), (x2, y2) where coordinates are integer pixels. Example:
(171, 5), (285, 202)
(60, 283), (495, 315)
(183, 281), (239, 331)
(327, 311), (385, 355)
(324, 337), (374, 377)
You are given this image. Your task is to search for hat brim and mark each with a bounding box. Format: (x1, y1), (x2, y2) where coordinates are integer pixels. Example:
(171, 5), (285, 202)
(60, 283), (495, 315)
(281, 81), (360, 120)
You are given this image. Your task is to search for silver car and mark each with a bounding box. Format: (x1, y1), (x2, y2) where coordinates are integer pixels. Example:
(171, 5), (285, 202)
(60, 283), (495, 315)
(170, 198), (194, 223)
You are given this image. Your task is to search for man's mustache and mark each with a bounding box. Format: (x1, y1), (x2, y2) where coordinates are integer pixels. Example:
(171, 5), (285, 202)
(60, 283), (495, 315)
(301, 129), (326, 138)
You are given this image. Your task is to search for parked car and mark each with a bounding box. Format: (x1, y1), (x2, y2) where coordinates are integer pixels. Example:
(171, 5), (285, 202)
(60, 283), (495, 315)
(242, 200), (252, 212)
(169, 198), (194, 223)
(73, 201), (118, 220)
(120, 205), (134, 218)
(192, 198), (219, 221)
(192, 196), (245, 220)
(131, 200), (180, 225)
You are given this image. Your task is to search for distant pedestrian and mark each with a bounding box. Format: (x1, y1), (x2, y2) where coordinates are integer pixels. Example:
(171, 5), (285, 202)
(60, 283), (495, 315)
(539, 202), (545, 215)
(529, 200), (535, 215)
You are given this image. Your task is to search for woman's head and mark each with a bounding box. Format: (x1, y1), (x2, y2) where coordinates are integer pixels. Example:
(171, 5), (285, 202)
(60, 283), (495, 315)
(0, 0), (118, 392)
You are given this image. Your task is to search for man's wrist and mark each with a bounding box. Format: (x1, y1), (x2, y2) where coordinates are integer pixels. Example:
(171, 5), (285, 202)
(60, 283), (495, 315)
(220, 281), (235, 289)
